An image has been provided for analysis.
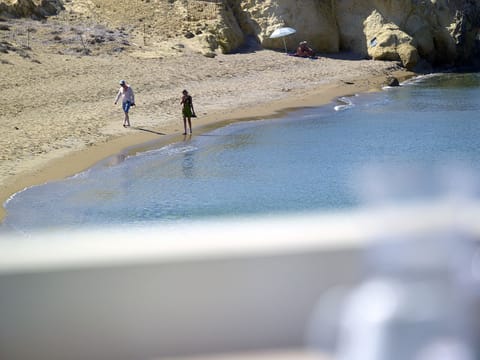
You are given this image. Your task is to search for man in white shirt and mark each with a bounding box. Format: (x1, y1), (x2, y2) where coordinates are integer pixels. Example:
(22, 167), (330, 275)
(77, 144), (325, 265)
(114, 79), (135, 127)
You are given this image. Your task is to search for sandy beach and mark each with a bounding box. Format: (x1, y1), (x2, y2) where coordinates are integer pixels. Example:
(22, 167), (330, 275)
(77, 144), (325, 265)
(0, 21), (414, 221)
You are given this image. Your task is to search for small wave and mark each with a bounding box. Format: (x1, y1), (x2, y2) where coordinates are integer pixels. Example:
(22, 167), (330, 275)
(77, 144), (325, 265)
(402, 73), (443, 86)
(144, 143), (198, 157)
(3, 182), (48, 207)
(334, 96), (356, 111)
(3, 189), (24, 207)
(382, 74), (441, 90)
(382, 85), (397, 90)
(68, 168), (94, 180)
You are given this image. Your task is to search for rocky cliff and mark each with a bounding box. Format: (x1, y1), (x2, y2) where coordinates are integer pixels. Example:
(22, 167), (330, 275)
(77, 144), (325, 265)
(0, 0), (62, 19)
(221, 0), (480, 70)
(2, 0), (480, 70)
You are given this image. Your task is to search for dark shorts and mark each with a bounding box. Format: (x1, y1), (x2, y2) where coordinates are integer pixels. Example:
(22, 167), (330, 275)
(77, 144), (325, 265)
(123, 101), (132, 113)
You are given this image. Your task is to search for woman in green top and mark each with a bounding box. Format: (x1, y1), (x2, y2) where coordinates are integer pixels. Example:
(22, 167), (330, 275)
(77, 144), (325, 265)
(180, 89), (194, 135)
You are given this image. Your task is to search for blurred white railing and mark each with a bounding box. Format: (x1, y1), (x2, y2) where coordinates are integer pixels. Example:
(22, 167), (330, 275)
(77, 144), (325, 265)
(1, 200), (480, 360)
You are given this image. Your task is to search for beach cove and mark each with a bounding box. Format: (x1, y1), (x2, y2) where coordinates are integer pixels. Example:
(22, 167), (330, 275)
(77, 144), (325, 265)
(0, 40), (412, 222)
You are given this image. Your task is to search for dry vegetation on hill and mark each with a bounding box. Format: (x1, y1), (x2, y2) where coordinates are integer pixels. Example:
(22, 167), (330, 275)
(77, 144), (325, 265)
(1, 0), (224, 58)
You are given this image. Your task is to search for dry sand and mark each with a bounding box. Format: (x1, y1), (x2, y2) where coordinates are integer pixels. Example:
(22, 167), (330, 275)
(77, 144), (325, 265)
(0, 17), (414, 221)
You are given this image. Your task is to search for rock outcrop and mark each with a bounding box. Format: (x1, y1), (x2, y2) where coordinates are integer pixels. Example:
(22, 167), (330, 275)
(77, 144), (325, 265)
(216, 0), (480, 70)
(363, 10), (419, 70)
(0, 0), (63, 19)
(334, 0), (459, 69)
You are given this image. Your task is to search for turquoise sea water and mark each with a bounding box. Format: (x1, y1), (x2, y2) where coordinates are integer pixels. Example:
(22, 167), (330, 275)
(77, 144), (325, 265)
(2, 73), (480, 234)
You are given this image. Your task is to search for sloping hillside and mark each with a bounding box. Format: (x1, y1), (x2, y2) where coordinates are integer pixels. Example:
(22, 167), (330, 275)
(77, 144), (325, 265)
(2, 0), (480, 70)
(60, 0), (220, 43)
(0, 0), (224, 58)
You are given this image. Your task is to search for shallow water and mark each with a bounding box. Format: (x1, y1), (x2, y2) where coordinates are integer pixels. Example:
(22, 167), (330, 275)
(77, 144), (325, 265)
(3, 73), (480, 234)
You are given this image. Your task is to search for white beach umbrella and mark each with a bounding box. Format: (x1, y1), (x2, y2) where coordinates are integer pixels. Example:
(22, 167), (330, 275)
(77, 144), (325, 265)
(269, 27), (297, 53)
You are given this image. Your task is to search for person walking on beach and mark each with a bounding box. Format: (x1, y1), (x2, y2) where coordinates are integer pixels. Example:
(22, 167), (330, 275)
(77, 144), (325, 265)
(114, 79), (135, 127)
(180, 89), (194, 135)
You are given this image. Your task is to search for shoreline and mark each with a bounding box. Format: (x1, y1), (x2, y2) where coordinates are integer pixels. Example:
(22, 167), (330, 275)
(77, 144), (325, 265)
(0, 69), (414, 222)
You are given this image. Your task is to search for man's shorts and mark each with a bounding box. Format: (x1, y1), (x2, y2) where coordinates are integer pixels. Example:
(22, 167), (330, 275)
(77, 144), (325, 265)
(123, 101), (132, 113)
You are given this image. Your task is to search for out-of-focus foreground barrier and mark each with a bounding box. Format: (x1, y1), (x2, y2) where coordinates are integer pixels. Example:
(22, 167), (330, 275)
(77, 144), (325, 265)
(1, 200), (480, 360)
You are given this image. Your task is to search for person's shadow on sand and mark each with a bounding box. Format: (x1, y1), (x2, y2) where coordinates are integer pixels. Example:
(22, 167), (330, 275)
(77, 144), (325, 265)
(131, 126), (166, 136)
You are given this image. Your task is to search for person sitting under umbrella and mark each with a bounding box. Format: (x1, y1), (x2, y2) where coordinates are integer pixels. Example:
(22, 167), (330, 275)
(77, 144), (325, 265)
(295, 41), (315, 58)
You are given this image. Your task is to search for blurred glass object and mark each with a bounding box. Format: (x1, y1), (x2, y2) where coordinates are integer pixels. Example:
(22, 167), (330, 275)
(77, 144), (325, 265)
(336, 233), (479, 360)
(308, 164), (480, 360)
